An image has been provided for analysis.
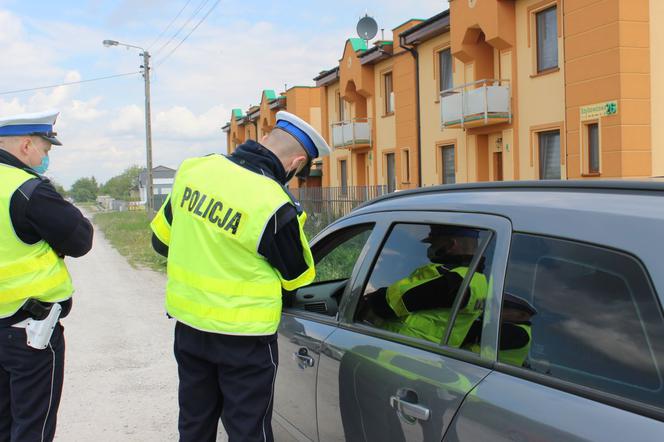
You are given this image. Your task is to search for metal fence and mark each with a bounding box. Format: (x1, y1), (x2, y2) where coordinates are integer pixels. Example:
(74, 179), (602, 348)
(291, 185), (388, 237)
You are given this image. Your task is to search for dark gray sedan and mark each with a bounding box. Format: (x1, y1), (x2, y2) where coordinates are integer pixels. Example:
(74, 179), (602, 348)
(272, 181), (664, 442)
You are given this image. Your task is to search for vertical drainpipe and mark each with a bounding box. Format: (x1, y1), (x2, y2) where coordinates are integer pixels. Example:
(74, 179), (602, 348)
(400, 36), (422, 188)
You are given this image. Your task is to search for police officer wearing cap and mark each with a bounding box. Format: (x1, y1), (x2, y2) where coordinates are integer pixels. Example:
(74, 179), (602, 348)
(150, 111), (330, 442)
(0, 110), (93, 441)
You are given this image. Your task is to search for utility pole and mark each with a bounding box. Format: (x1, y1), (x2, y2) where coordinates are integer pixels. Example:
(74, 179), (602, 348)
(142, 50), (154, 213)
(102, 39), (155, 213)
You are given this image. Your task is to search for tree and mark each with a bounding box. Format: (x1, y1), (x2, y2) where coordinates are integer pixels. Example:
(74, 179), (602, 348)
(69, 177), (99, 202)
(100, 166), (140, 201)
(50, 179), (68, 197)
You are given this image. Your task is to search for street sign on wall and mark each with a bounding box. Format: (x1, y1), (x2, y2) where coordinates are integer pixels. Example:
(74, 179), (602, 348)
(580, 100), (618, 121)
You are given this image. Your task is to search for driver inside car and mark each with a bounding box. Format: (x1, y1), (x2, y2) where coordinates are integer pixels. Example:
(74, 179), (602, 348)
(363, 225), (488, 346)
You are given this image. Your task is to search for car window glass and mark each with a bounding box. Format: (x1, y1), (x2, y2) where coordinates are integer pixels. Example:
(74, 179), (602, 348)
(355, 223), (492, 350)
(449, 237), (497, 354)
(284, 224), (373, 316)
(313, 224), (373, 284)
(501, 233), (664, 408)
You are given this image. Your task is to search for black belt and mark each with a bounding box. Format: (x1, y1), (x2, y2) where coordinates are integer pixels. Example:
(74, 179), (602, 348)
(0, 299), (71, 327)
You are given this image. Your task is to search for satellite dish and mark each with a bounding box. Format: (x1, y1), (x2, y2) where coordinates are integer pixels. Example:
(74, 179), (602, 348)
(356, 14), (378, 41)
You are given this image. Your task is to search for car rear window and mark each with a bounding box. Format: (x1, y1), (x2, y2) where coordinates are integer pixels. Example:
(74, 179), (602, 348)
(500, 233), (664, 408)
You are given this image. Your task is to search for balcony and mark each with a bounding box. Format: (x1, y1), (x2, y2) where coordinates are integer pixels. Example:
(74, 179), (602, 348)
(330, 118), (372, 149)
(441, 79), (511, 129)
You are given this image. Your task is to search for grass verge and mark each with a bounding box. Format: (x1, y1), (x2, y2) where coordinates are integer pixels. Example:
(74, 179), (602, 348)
(94, 211), (166, 272)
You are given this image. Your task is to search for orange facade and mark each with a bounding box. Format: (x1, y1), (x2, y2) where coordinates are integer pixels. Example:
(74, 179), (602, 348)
(224, 0), (662, 187)
(222, 87), (323, 189)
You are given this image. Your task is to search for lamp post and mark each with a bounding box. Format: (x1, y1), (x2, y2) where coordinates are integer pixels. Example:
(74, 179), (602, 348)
(102, 39), (154, 213)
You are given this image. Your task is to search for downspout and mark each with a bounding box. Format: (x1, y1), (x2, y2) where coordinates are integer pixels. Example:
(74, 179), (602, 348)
(400, 36), (422, 188)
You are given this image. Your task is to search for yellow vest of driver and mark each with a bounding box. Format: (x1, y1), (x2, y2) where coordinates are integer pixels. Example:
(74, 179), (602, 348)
(0, 164), (73, 318)
(159, 155), (314, 335)
(384, 264), (487, 346)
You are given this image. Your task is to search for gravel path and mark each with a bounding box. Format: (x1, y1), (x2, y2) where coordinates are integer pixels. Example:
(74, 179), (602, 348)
(54, 211), (228, 441)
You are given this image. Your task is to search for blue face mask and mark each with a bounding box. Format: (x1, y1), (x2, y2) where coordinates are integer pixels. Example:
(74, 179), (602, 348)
(33, 155), (49, 175)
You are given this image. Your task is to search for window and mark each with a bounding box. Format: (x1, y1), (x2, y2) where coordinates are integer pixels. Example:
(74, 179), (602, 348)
(500, 234), (664, 408)
(285, 224), (373, 316)
(355, 223), (496, 352)
(313, 225), (373, 284)
(441, 145), (456, 184)
(536, 6), (558, 72)
(384, 72), (394, 115)
(402, 150), (410, 183)
(538, 130), (560, 180)
(338, 92), (346, 121)
(439, 48), (453, 93)
(339, 160), (348, 195)
(386, 153), (396, 193)
(587, 123), (600, 174)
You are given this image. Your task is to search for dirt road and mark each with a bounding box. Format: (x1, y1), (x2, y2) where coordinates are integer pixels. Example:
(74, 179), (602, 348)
(54, 213), (227, 441)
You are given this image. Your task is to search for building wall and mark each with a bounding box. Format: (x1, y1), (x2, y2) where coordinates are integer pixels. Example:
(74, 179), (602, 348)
(652, 0), (664, 176)
(374, 58), (397, 187)
(516, 0), (566, 180)
(564, 0), (651, 178)
(393, 21), (422, 189)
(326, 82), (342, 188)
(321, 85), (331, 187)
(417, 31), (468, 185)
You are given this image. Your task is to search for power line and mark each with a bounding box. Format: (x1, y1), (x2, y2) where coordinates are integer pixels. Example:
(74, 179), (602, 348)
(0, 72), (141, 96)
(155, 0), (221, 68)
(147, 0), (195, 50)
(152, 0), (212, 57)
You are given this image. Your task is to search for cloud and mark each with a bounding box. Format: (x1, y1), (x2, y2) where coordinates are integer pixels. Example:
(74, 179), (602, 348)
(154, 104), (228, 140)
(0, 1), (450, 187)
(110, 104), (144, 133)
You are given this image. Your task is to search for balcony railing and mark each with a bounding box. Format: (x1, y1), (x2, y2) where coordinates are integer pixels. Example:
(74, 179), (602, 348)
(330, 118), (372, 149)
(440, 79), (511, 129)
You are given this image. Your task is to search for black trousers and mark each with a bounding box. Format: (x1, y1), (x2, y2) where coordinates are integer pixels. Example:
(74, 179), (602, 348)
(174, 321), (279, 442)
(0, 323), (64, 442)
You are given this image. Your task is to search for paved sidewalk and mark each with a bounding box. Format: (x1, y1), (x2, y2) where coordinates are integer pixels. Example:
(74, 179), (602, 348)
(54, 211), (227, 441)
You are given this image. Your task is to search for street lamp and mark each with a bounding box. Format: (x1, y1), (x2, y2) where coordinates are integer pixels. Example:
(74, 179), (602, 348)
(102, 39), (154, 213)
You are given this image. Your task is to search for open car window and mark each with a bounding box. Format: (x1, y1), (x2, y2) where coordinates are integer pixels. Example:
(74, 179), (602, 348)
(354, 222), (496, 352)
(284, 223), (374, 317)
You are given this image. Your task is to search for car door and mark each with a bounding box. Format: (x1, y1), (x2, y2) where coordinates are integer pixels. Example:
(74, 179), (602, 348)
(315, 211), (512, 442)
(273, 220), (378, 441)
(445, 233), (664, 441)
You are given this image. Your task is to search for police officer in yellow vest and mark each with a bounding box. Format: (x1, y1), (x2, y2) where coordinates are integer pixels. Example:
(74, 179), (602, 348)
(0, 110), (93, 442)
(150, 111), (330, 442)
(365, 225), (488, 347)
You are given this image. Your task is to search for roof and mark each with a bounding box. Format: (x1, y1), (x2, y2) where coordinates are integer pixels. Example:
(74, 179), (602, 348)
(232, 109), (244, 119)
(349, 38), (368, 52)
(360, 42), (394, 65)
(314, 67), (340, 86)
(263, 90), (277, 100)
(392, 18), (425, 31)
(400, 9), (450, 45)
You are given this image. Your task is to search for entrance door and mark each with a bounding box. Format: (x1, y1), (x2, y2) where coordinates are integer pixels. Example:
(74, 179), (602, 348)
(386, 153), (396, 192)
(356, 153), (367, 187)
(493, 152), (503, 181)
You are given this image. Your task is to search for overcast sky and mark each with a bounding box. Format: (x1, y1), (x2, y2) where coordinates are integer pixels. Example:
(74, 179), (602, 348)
(0, 0), (448, 188)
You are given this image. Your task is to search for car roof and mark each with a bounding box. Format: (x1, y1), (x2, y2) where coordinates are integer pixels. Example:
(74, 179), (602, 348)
(347, 181), (664, 295)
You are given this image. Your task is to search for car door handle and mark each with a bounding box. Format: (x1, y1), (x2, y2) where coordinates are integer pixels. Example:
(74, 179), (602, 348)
(390, 389), (430, 423)
(292, 348), (315, 368)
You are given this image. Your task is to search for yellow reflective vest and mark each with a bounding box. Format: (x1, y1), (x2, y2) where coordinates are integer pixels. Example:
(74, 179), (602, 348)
(0, 164), (73, 319)
(150, 155), (315, 335)
(383, 264), (488, 346)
